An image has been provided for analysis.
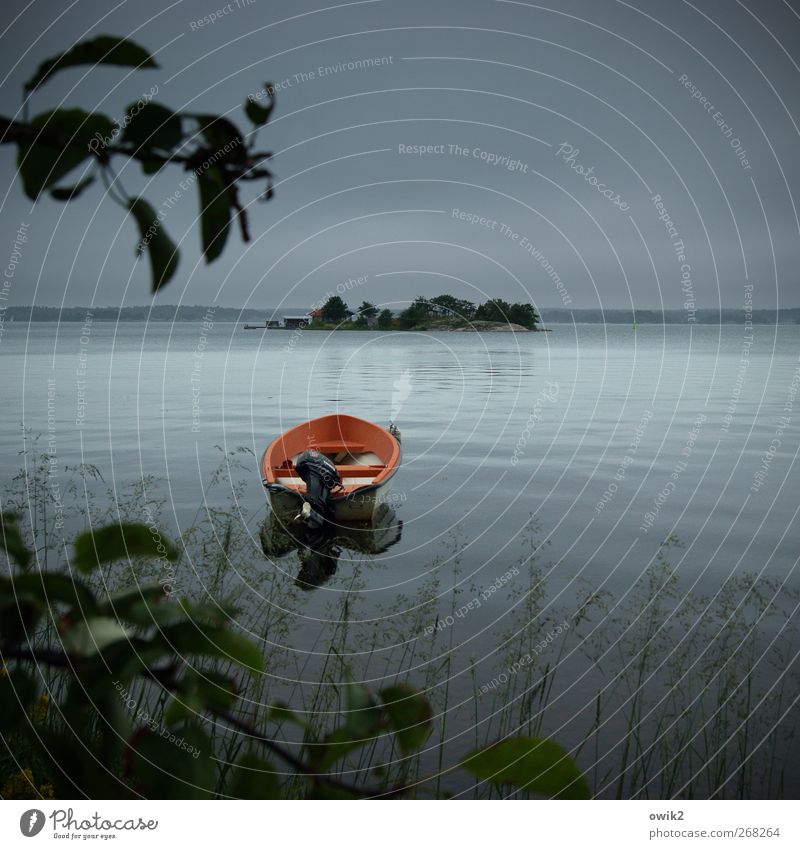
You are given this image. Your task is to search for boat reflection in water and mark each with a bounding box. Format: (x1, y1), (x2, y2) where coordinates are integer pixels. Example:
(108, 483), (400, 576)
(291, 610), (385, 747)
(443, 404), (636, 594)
(259, 502), (403, 590)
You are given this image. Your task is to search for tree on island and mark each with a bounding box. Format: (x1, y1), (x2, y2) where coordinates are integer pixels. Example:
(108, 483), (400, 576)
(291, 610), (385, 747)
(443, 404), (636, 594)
(429, 294), (477, 319)
(397, 296), (433, 328)
(377, 308), (394, 328)
(354, 301), (378, 325)
(507, 302), (539, 330)
(474, 298), (512, 323)
(394, 295), (539, 329)
(475, 298), (539, 329)
(320, 295), (350, 323)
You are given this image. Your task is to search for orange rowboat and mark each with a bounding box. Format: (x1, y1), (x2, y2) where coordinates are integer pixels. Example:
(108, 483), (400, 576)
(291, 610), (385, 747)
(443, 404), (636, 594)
(261, 414), (402, 522)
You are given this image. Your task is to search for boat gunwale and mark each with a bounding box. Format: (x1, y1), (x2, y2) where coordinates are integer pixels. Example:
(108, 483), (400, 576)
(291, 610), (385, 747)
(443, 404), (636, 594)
(260, 414), (402, 500)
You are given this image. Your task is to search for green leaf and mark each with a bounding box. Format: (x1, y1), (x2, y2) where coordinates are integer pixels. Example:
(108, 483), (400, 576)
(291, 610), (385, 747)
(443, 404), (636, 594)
(0, 602), (41, 641)
(97, 640), (169, 686)
(308, 685), (382, 771)
(118, 598), (235, 630)
(13, 571), (98, 614)
(113, 598), (179, 628)
(50, 175), (95, 200)
(267, 701), (309, 730)
(192, 670), (238, 710)
(229, 753), (282, 799)
(343, 682), (381, 736)
(16, 109), (113, 200)
(127, 198), (180, 292)
(460, 738), (590, 799)
(190, 627), (263, 672)
(158, 622), (264, 672)
(308, 726), (376, 772)
(98, 582), (167, 617)
(59, 676), (128, 773)
(141, 158), (164, 175)
(73, 522), (178, 573)
(163, 691), (203, 727)
(25, 35), (157, 93)
(380, 683), (433, 755)
(164, 670), (238, 725)
(127, 723), (215, 799)
(61, 616), (133, 656)
(174, 598), (238, 627)
(33, 726), (95, 797)
(1, 512), (31, 568)
(244, 84), (274, 126)
(244, 100), (268, 126)
(121, 102), (182, 153)
(0, 579), (43, 640)
(0, 668), (37, 732)
(197, 167), (230, 262)
(195, 115), (242, 154)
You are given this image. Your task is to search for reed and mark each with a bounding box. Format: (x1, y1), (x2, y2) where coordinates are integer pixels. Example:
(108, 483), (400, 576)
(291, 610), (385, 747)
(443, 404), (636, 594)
(3, 445), (797, 799)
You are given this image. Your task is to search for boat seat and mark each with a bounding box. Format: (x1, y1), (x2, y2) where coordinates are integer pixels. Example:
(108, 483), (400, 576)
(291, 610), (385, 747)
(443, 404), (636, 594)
(315, 442), (366, 454)
(333, 464), (384, 477)
(272, 464), (383, 479)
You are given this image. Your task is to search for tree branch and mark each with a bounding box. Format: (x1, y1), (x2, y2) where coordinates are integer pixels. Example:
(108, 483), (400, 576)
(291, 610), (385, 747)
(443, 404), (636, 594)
(0, 115), (273, 178)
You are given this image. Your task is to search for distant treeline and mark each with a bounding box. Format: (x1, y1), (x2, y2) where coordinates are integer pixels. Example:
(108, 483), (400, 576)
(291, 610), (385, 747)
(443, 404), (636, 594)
(4, 305), (800, 324)
(2, 305), (268, 322)
(538, 308), (800, 324)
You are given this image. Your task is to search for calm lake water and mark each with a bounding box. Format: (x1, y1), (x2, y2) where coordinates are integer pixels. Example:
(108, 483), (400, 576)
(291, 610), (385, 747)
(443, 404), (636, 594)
(2, 320), (799, 797)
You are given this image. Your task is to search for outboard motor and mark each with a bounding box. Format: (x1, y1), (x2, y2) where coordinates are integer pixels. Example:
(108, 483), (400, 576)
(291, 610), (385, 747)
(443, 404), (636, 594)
(294, 449), (342, 528)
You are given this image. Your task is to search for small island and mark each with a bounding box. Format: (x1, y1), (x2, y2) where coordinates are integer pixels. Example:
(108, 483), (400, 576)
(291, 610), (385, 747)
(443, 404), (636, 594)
(277, 294), (543, 332)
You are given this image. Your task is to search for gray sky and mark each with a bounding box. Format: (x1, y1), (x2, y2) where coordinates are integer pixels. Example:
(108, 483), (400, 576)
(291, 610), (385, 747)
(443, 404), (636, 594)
(1, 0), (798, 311)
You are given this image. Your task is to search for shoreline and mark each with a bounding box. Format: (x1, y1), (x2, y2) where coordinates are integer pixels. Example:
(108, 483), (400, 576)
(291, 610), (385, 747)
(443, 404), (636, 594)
(295, 320), (544, 332)
(5, 306), (798, 325)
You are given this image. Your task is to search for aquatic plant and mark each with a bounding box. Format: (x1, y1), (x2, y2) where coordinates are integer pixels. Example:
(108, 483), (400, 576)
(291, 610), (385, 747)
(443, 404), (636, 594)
(1, 466), (588, 799)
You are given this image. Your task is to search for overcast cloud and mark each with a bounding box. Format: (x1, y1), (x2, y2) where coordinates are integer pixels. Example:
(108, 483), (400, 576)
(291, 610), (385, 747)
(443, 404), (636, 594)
(1, 0), (798, 312)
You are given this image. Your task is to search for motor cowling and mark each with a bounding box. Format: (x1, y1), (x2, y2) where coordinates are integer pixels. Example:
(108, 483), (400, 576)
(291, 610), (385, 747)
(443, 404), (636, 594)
(294, 449), (342, 526)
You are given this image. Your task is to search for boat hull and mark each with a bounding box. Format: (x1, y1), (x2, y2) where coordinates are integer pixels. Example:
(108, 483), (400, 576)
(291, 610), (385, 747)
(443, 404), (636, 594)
(267, 478), (394, 522)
